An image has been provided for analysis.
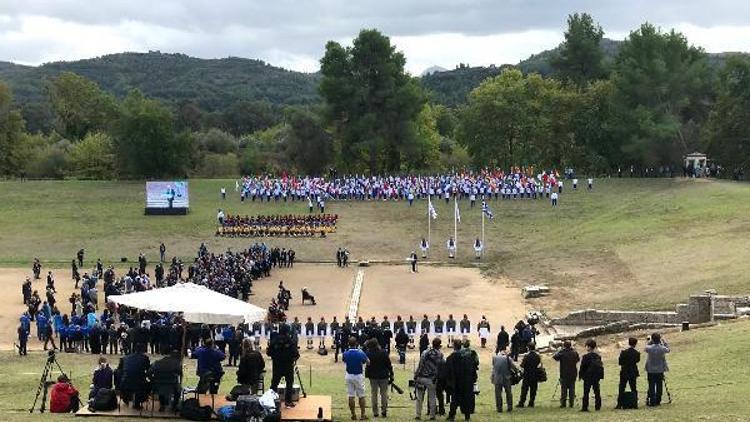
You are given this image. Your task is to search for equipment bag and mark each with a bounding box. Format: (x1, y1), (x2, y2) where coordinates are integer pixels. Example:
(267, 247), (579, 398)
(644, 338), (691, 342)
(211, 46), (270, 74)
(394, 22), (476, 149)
(234, 394), (265, 419)
(180, 397), (213, 421)
(92, 388), (117, 411)
(536, 365), (548, 383)
(621, 391), (638, 409)
(228, 384), (251, 401)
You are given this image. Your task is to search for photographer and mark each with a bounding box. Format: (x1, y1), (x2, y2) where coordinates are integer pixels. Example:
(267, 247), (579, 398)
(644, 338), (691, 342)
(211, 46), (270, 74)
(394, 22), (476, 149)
(365, 338), (393, 418)
(445, 340), (478, 421)
(267, 324), (299, 409)
(552, 340), (579, 408)
(50, 374), (80, 413)
(414, 337), (444, 420)
(491, 345), (517, 413)
(645, 333), (670, 407)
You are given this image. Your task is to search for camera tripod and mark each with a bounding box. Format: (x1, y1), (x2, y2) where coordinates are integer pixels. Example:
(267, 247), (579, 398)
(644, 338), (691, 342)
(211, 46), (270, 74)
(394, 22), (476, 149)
(29, 351), (76, 413)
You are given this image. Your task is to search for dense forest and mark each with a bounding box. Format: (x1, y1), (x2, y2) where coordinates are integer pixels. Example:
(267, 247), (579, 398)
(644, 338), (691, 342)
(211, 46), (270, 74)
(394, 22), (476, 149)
(1, 14), (749, 179)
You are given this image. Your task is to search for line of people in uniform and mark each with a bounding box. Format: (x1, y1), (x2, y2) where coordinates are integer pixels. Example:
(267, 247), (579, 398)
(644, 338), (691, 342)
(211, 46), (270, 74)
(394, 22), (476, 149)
(216, 213), (338, 237)
(235, 168), (593, 205)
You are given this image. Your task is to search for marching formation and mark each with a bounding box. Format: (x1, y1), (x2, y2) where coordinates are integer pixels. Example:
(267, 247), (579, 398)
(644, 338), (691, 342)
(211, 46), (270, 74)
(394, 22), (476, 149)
(235, 168), (592, 204)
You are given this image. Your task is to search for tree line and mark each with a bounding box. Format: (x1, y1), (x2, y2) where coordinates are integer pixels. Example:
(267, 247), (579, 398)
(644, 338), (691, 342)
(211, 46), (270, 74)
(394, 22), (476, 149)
(1, 13), (748, 179)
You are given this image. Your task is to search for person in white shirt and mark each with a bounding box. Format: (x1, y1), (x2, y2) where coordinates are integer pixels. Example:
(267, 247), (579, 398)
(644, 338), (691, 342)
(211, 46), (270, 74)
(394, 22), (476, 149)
(217, 209), (225, 225)
(573, 178), (578, 190)
(220, 187), (226, 200)
(473, 238), (483, 259)
(587, 178), (593, 191)
(447, 237), (456, 259)
(420, 238), (429, 258)
(551, 192), (558, 207)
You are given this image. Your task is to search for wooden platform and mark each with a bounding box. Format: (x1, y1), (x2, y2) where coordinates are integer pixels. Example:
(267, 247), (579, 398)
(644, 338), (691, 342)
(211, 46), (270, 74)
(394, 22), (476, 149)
(76, 394), (332, 421)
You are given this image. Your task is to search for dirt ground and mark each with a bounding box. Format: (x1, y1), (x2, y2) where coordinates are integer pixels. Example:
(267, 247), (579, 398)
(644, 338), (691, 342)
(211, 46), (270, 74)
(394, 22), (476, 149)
(0, 264), (528, 351)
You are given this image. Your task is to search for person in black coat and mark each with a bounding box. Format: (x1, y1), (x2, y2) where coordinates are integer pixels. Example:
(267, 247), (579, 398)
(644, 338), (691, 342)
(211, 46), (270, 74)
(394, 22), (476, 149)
(552, 340), (580, 408)
(419, 333), (430, 356)
(579, 339), (604, 412)
(517, 342), (541, 408)
(237, 339), (265, 394)
(116, 344), (151, 409)
(267, 324), (299, 407)
(445, 340), (478, 420)
(616, 337), (641, 408)
(395, 328), (409, 365)
(495, 326), (510, 354)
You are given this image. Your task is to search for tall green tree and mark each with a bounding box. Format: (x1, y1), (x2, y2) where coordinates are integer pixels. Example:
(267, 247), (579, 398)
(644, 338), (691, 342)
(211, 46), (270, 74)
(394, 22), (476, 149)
(611, 23), (711, 166)
(551, 13), (607, 86)
(320, 29), (425, 172)
(68, 132), (116, 179)
(0, 83), (27, 176)
(283, 108), (332, 175)
(114, 90), (188, 178)
(706, 56), (750, 174)
(457, 69), (577, 168)
(47, 72), (119, 140)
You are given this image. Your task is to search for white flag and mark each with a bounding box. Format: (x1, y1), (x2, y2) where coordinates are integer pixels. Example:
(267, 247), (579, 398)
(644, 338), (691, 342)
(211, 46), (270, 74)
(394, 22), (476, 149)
(454, 199), (461, 224)
(428, 197), (438, 220)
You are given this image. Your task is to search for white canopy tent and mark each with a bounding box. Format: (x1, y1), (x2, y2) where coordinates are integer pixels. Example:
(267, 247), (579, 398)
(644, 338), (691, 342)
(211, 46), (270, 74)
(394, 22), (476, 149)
(108, 282), (266, 325)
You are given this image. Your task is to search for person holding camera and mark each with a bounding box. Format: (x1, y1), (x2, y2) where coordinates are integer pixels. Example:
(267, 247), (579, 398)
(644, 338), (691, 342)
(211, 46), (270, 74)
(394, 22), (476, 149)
(645, 333), (670, 406)
(579, 339), (604, 412)
(617, 337), (641, 409)
(267, 324), (299, 409)
(552, 340), (579, 408)
(365, 338), (393, 417)
(414, 337), (444, 420)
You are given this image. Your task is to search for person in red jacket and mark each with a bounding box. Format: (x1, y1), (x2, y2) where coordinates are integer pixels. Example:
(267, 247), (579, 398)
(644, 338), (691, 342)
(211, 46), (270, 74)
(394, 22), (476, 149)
(50, 374), (80, 413)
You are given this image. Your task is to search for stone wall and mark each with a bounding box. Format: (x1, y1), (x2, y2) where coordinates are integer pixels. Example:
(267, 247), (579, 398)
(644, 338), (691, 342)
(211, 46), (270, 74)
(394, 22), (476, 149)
(550, 309), (683, 326)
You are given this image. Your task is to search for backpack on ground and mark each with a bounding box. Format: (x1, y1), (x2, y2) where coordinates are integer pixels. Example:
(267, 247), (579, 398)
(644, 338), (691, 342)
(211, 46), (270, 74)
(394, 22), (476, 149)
(92, 388), (117, 411)
(180, 397), (213, 421)
(227, 384), (250, 401)
(234, 395), (265, 419)
(621, 391), (638, 409)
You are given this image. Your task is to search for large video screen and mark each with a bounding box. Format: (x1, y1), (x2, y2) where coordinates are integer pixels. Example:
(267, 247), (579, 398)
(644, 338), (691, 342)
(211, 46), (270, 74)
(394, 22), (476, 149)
(146, 181), (189, 209)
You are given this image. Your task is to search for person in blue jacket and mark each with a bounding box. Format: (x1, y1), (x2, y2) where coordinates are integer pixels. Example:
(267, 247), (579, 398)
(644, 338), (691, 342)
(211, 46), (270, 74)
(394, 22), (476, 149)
(192, 338), (226, 394)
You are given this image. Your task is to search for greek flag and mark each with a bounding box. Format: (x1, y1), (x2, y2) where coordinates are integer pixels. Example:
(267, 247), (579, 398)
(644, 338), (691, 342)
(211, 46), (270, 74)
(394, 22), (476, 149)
(482, 201), (494, 220)
(428, 197), (438, 220)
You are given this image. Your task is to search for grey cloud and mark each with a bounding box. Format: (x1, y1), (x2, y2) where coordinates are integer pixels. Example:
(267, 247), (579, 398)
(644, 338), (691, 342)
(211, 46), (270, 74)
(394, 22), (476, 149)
(0, 0), (749, 68)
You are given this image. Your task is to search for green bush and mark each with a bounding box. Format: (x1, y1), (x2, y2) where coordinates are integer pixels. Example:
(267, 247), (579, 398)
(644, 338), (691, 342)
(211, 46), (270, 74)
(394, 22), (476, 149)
(195, 152), (239, 178)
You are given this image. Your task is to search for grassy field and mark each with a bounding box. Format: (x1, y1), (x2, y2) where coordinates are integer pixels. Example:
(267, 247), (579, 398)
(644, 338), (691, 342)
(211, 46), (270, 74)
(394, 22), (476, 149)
(1, 178), (749, 313)
(1, 319), (748, 421)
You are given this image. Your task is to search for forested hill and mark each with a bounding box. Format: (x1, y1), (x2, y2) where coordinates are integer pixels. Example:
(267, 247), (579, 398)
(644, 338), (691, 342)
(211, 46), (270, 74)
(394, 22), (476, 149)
(0, 51), (321, 110)
(422, 38), (747, 106)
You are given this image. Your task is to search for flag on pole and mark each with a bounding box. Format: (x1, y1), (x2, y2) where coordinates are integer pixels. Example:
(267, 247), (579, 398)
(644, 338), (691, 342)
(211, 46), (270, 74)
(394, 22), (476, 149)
(481, 201), (494, 220)
(428, 197), (438, 220)
(454, 199), (461, 223)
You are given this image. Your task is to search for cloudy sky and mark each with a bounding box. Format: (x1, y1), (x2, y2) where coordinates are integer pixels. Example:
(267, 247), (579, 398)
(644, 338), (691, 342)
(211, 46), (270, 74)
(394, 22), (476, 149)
(1, 0), (749, 74)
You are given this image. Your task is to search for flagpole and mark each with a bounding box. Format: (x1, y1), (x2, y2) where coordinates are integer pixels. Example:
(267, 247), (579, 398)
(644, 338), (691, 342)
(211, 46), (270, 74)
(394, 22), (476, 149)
(427, 196), (431, 258)
(481, 204), (485, 257)
(454, 196), (458, 256)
